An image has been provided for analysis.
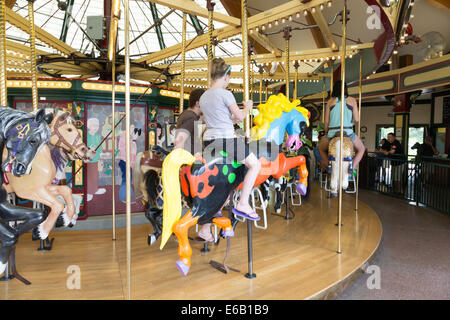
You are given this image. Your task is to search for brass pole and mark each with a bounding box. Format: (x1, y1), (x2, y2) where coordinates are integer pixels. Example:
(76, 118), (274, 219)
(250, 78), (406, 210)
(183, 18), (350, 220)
(28, 0), (38, 111)
(250, 62), (253, 102)
(124, 0), (131, 300)
(355, 53), (362, 212)
(259, 67), (263, 104)
(109, 0), (120, 241)
(337, 2), (347, 255)
(241, 0), (250, 138)
(0, 0), (7, 106)
(283, 27), (291, 100)
(179, 12), (187, 114)
(111, 56), (116, 241)
(207, 0), (215, 87)
(330, 63), (334, 97)
(293, 60), (299, 100)
(265, 81), (268, 102)
(322, 78), (325, 123)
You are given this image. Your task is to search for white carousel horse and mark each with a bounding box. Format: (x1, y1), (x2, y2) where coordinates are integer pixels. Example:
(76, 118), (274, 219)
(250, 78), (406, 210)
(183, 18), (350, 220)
(328, 135), (354, 197)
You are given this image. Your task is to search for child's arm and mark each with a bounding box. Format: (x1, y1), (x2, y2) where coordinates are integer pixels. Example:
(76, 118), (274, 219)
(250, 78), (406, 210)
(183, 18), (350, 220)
(324, 99), (332, 134)
(348, 97), (360, 123)
(229, 100), (253, 122)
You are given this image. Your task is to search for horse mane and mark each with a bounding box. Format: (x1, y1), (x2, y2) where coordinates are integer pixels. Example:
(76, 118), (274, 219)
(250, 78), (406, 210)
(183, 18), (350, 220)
(0, 106), (51, 142)
(250, 93), (309, 140)
(50, 146), (67, 172)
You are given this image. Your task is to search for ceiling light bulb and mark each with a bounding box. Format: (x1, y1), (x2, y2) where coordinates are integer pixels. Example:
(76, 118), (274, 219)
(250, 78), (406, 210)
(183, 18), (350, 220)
(311, 7), (316, 13)
(320, 4), (324, 10)
(327, 1), (332, 7)
(282, 18), (286, 23)
(289, 15), (293, 21)
(303, 10), (308, 16)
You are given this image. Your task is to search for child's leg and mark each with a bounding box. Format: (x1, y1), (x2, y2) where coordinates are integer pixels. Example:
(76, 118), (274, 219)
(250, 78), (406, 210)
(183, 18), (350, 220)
(236, 153), (261, 218)
(352, 135), (365, 169)
(197, 196), (228, 241)
(319, 139), (329, 171)
(198, 224), (214, 242)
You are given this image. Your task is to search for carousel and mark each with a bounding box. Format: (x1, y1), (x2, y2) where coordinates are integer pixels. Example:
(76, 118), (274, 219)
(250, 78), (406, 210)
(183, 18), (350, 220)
(2, 0), (438, 300)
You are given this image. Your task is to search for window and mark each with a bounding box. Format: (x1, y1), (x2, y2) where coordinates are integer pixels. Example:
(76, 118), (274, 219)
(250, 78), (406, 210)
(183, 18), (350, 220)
(408, 126), (425, 156)
(376, 125), (394, 149)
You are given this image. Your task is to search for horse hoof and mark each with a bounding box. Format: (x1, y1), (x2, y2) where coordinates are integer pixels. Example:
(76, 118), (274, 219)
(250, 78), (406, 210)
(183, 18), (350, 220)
(296, 183), (307, 196)
(222, 229), (234, 237)
(148, 234), (156, 246)
(175, 260), (190, 276)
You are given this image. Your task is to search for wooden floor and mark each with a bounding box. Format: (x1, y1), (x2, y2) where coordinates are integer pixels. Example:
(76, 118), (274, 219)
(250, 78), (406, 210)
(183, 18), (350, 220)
(0, 183), (382, 300)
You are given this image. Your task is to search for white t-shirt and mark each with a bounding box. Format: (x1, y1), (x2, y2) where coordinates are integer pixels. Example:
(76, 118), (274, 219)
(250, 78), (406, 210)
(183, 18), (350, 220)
(200, 87), (236, 140)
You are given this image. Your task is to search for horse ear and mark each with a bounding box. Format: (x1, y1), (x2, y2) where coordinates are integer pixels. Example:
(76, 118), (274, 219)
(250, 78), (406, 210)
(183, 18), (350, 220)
(44, 112), (54, 124)
(58, 112), (69, 122)
(35, 108), (46, 123)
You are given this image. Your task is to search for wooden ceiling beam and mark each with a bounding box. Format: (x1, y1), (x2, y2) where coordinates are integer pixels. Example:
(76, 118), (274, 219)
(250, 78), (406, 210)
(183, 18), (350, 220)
(136, 0), (330, 65)
(158, 43), (372, 70)
(147, 0), (240, 26)
(309, 6), (338, 51)
(220, 0), (281, 56)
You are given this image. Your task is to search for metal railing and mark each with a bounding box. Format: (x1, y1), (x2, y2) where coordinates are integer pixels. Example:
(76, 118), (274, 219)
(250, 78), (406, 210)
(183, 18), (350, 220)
(360, 153), (450, 215)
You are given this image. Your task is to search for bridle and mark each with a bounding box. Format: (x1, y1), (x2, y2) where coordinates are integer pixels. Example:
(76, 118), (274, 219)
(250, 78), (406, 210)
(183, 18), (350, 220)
(51, 116), (84, 157)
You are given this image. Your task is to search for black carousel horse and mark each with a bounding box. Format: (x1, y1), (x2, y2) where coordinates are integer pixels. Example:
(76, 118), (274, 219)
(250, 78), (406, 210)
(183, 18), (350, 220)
(0, 107), (52, 276)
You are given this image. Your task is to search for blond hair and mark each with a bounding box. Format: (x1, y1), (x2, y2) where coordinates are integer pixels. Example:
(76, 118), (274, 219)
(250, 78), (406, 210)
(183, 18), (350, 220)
(210, 58), (231, 81)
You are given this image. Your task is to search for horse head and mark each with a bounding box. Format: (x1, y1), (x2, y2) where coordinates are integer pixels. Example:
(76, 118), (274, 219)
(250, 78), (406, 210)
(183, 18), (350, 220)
(49, 110), (96, 161)
(2, 108), (51, 176)
(251, 93), (310, 151)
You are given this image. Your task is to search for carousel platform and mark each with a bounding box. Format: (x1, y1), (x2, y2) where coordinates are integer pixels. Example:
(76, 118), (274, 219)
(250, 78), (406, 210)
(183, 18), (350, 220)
(0, 183), (382, 300)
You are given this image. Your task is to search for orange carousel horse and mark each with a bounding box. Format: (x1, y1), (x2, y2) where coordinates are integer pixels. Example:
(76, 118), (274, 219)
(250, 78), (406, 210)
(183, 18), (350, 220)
(2, 109), (95, 240)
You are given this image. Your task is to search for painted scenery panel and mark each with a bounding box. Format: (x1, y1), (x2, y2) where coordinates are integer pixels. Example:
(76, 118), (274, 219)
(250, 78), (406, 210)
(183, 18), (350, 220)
(85, 103), (146, 216)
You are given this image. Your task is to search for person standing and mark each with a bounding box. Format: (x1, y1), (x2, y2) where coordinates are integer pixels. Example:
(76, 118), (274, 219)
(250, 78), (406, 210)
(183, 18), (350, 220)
(385, 133), (405, 192)
(420, 136), (439, 157)
(174, 88), (205, 154)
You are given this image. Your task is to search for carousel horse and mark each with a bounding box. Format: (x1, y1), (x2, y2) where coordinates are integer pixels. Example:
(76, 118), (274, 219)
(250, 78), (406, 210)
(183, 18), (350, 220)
(140, 94), (310, 247)
(2, 109), (95, 241)
(253, 93), (309, 214)
(159, 94), (310, 276)
(0, 107), (52, 274)
(328, 134), (354, 197)
(133, 146), (166, 245)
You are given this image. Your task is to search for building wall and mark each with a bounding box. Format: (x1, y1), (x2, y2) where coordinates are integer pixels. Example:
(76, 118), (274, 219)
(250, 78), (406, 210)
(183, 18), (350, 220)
(360, 103), (433, 151)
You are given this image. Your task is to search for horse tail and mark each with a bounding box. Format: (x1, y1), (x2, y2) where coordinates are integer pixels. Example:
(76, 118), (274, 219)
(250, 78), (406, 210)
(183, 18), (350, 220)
(160, 148), (195, 250)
